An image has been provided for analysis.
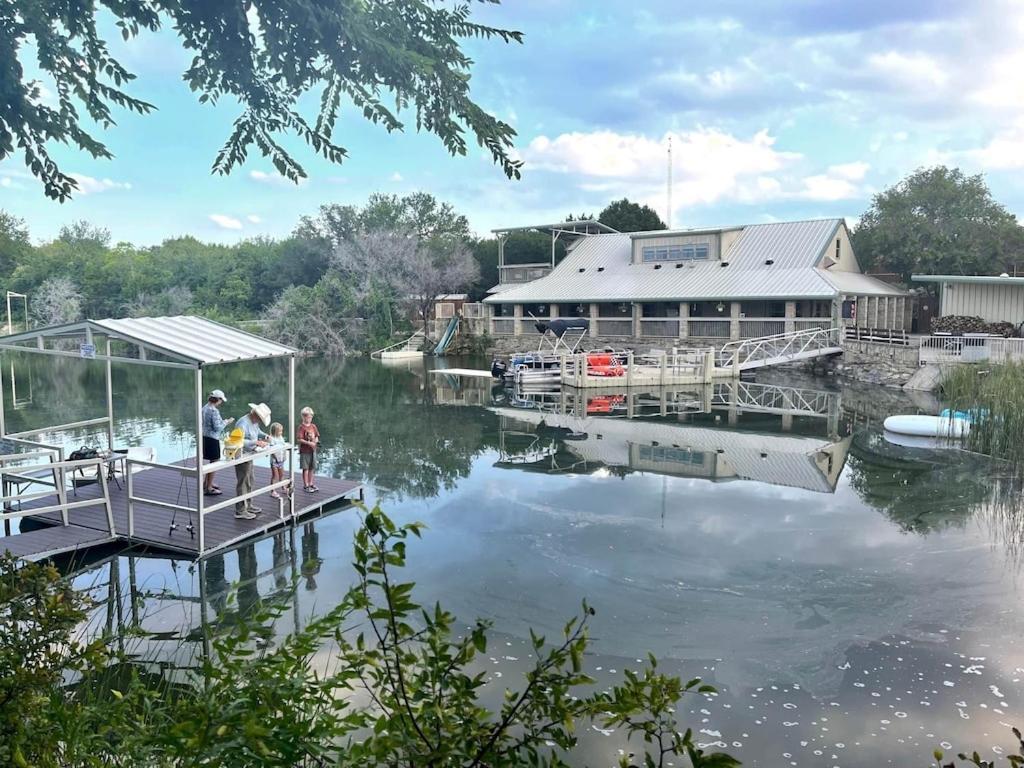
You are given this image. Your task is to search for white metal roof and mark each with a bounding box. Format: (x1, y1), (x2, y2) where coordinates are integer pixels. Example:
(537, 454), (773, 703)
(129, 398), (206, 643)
(912, 274), (1024, 286)
(485, 224), (904, 304)
(820, 270), (905, 297)
(0, 316), (295, 366)
(724, 219), (840, 269)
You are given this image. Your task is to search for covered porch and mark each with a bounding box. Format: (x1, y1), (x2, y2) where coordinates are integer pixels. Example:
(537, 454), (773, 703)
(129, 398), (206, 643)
(489, 300), (838, 341)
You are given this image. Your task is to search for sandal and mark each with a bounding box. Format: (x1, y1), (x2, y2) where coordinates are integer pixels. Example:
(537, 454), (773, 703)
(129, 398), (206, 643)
(203, 489), (223, 496)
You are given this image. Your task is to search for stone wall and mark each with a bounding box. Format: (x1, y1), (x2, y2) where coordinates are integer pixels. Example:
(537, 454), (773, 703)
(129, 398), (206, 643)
(829, 340), (920, 388)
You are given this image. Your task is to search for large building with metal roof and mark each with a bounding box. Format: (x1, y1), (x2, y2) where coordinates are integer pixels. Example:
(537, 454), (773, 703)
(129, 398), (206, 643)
(482, 218), (906, 342)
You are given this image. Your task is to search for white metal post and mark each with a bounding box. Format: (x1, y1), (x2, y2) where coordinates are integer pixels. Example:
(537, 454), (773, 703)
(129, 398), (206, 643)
(195, 365), (205, 554)
(0, 356), (6, 438)
(287, 355), (295, 518)
(105, 339), (115, 450)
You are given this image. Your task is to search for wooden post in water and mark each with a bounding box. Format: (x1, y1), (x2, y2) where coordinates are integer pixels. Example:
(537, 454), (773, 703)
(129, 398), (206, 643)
(626, 350), (633, 388)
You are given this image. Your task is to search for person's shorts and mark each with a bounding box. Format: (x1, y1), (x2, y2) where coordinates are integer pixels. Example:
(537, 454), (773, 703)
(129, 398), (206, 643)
(300, 452), (316, 471)
(202, 436), (221, 462)
(270, 456), (285, 469)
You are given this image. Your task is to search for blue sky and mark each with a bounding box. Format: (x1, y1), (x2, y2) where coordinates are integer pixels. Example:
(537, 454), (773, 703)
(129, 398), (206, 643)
(3, 0), (1024, 245)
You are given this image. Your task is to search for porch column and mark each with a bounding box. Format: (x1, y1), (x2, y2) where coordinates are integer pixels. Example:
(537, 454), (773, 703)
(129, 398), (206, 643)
(729, 302), (741, 341)
(679, 302), (689, 339)
(633, 302), (642, 338)
(513, 304), (523, 336)
(899, 297), (907, 330)
(784, 301), (796, 335)
(857, 296), (866, 328)
(589, 303), (599, 338)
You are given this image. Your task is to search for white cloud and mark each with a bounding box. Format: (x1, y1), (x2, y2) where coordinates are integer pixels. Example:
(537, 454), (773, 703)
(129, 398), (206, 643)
(249, 169), (308, 187)
(209, 214), (243, 230)
(246, 214), (262, 224)
(389, 172), (404, 182)
(866, 51), (949, 89)
(522, 127), (800, 213)
(969, 51), (1024, 109)
(798, 162), (870, 201)
(70, 174), (132, 195)
(0, 178), (11, 189)
(964, 120), (1024, 170)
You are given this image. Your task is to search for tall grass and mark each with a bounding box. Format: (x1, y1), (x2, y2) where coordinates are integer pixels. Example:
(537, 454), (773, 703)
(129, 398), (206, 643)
(943, 362), (1024, 464)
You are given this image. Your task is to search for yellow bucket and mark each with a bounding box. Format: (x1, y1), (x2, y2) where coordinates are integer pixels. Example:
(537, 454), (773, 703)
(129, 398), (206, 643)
(223, 427), (244, 459)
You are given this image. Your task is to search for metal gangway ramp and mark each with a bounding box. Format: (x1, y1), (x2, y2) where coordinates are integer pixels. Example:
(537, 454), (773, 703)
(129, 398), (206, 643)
(717, 326), (842, 372)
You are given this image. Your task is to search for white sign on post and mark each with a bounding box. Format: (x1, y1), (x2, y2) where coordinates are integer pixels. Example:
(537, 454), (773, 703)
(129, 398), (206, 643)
(79, 343), (96, 359)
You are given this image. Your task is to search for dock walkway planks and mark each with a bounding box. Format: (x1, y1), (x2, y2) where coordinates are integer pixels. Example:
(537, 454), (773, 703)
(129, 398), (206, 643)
(1, 524), (117, 562)
(5, 462), (362, 559)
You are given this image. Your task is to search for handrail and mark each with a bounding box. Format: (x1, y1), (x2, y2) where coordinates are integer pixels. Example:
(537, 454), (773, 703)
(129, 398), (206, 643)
(125, 444), (297, 538)
(371, 330), (425, 358)
(5, 415), (111, 439)
(0, 455), (115, 535)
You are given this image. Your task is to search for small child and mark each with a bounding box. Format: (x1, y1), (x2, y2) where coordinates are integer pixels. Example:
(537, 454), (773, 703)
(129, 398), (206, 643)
(268, 422), (287, 499)
(297, 406), (320, 493)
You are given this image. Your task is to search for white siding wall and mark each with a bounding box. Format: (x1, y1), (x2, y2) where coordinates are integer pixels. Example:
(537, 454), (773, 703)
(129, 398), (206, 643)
(940, 282), (1024, 324)
(829, 225), (860, 273)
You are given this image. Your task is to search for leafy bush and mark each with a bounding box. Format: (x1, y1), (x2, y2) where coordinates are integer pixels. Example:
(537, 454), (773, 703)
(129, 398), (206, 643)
(0, 510), (739, 767)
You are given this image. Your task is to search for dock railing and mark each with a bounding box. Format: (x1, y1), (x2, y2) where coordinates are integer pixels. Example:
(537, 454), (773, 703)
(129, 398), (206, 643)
(918, 335), (1024, 365)
(125, 443), (297, 552)
(561, 348), (714, 388)
(0, 451), (114, 535)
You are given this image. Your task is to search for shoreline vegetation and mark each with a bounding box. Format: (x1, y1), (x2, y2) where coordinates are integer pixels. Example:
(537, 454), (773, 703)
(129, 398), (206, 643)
(943, 363), (1024, 465)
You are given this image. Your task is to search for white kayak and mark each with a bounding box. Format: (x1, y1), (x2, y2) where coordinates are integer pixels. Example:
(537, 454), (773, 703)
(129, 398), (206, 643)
(883, 414), (970, 438)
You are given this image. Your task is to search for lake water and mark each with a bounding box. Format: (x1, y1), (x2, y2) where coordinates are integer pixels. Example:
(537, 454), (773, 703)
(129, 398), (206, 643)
(5, 353), (1024, 766)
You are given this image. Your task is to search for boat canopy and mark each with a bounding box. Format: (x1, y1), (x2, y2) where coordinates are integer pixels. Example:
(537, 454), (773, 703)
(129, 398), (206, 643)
(533, 318), (590, 337)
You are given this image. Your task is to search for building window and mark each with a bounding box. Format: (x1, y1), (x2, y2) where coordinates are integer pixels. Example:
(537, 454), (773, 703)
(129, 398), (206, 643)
(642, 242), (710, 263)
(835, 238), (840, 260)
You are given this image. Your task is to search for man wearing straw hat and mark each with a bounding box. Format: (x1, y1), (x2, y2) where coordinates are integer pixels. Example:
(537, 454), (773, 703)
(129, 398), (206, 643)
(233, 402), (271, 520)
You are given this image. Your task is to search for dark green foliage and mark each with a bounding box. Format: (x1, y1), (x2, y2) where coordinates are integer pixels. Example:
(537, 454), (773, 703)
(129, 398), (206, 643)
(851, 167), (1024, 281)
(1, 0), (523, 201)
(0, 512), (739, 767)
(599, 198), (667, 233)
(0, 555), (109, 767)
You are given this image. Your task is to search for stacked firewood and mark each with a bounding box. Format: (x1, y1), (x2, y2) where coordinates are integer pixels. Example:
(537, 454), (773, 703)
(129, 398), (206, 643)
(932, 315), (1019, 336)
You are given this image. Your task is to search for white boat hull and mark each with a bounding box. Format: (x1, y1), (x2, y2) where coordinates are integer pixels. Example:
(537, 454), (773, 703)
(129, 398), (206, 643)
(882, 414), (970, 438)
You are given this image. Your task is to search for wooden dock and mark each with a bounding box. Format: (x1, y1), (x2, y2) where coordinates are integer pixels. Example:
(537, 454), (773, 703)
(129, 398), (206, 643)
(3, 463), (362, 560)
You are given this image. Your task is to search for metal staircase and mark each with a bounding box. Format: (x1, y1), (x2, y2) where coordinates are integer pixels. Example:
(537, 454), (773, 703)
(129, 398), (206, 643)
(371, 330), (426, 359)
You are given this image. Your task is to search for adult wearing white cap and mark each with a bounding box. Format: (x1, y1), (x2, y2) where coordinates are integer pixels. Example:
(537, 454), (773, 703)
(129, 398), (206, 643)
(233, 402), (271, 520)
(201, 389), (233, 496)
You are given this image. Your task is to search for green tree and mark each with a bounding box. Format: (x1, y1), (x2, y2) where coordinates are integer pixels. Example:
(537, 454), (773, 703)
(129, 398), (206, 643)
(0, 211), (31, 294)
(2, 1), (523, 201)
(852, 167), (1024, 281)
(599, 198), (667, 233)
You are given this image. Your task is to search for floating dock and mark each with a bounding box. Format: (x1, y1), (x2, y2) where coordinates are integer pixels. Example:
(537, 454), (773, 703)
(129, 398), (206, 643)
(8, 462), (361, 560)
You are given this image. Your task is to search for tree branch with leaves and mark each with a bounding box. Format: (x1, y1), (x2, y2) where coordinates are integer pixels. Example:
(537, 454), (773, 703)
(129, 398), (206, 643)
(1, 0), (523, 201)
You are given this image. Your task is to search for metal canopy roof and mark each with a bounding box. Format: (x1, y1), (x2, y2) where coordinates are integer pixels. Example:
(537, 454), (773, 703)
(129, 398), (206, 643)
(0, 315), (295, 367)
(912, 274), (1024, 286)
(492, 219), (619, 236)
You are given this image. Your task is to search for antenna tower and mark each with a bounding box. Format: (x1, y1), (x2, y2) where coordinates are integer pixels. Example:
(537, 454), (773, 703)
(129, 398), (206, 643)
(666, 136), (673, 229)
